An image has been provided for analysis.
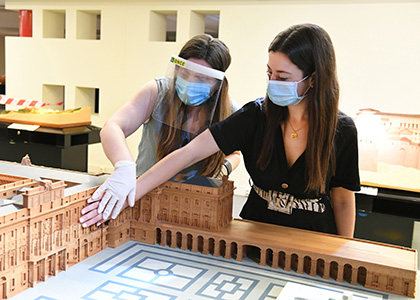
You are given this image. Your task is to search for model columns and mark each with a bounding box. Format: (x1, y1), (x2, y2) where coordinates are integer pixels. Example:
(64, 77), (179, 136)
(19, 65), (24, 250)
(351, 267), (358, 285)
(191, 237), (198, 252)
(181, 235), (188, 251)
(150, 189), (162, 224)
(297, 258), (304, 274)
(271, 251), (279, 268)
(170, 231), (176, 249)
(258, 249), (265, 266)
(310, 259), (317, 276)
(336, 265), (344, 282)
(202, 238), (209, 255)
(284, 253), (291, 271)
(160, 230), (167, 247)
(236, 244), (244, 262)
(323, 261), (331, 279)
(224, 242), (232, 259)
(213, 239), (220, 257)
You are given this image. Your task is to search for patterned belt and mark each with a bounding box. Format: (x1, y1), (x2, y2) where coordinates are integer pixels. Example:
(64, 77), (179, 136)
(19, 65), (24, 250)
(252, 184), (325, 215)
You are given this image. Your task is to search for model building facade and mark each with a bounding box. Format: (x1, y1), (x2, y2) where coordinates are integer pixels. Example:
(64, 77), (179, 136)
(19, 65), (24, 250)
(107, 178), (235, 248)
(356, 108), (420, 172)
(106, 177), (417, 298)
(0, 168), (108, 299)
(0, 163), (417, 298)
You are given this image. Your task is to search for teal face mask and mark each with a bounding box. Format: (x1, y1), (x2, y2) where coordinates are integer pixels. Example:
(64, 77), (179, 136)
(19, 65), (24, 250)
(175, 77), (211, 106)
(267, 75), (310, 107)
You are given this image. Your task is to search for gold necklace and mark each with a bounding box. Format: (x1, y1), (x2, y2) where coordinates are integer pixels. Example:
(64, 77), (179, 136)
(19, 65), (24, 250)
(288, 120), (305, 139)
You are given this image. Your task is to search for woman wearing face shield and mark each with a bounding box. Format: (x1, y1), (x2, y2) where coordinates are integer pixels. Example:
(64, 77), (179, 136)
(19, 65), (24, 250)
(79, 34), (241, 223)
(82, 24), (360, 237)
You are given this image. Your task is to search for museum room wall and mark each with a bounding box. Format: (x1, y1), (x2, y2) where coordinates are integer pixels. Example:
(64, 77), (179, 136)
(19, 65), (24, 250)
(0, 36), (4, 75)
(3, 0), (420, 196)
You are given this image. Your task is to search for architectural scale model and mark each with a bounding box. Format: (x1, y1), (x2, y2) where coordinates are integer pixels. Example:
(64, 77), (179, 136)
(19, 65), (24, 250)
(355, 108), (420, 193)
(0, 161), (108, 299)
(0, 160), (417, 299)
(356, 108), (420, 172)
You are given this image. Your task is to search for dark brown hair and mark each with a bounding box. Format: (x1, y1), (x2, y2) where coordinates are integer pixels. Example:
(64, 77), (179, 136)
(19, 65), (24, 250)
(156, 34), (232, 177)
(257, 23), (339, 194)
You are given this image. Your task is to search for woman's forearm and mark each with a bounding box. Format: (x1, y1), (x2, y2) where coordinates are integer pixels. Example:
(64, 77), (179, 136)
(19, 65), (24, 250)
(100, 122), (135, 165)
(101, 80), (159, 166)
(225, 151), (241, 172)
(331, 187), (356, 237)
(135, 129), (220, 200)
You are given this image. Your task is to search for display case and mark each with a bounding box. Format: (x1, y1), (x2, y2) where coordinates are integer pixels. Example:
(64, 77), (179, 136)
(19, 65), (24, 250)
(355, 185), (420, 247)
(0, 122), (100, 172)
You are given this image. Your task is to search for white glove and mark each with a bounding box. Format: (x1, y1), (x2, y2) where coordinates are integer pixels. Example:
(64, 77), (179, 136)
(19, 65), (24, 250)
(94, 160), (136, 220)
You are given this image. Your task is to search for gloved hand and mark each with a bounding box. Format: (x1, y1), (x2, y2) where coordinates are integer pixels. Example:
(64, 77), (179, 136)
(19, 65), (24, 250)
(92, 160), (136, 220)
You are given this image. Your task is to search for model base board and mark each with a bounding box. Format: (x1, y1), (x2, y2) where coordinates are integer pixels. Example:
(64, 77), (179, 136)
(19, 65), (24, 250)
(0, 160), (417, 298)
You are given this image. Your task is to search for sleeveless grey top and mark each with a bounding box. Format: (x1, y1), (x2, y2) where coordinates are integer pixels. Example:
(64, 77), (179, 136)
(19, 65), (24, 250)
(135, 77), (240, 176)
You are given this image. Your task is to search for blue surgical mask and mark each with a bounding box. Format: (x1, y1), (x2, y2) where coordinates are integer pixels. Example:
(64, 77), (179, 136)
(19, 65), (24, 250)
(175, 77), (211, 106)
(267, 76), (310, 107)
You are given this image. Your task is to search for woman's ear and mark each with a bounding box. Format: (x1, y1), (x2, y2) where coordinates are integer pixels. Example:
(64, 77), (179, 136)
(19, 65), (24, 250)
(309, 72), (316, 88)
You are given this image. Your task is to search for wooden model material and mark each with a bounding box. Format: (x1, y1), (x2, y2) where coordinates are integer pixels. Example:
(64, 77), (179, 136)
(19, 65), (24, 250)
(0, 165), (108, 299)
(0, 107), (91, 128)
(108, 177), (417, 298)
(0, 163), (417, 299)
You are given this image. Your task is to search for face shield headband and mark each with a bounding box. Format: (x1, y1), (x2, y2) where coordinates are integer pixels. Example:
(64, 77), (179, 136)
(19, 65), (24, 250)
(152, 56), (225, 137)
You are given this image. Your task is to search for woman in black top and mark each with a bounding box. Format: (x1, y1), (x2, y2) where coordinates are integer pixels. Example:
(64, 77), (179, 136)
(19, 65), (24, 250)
(82, 23), (360, 237)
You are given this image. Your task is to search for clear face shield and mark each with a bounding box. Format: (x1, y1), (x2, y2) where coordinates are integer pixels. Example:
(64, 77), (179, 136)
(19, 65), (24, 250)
(152, 56), (225, 138)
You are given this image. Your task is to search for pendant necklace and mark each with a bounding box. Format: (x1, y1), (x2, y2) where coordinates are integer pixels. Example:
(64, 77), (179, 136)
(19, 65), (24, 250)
(288, 120), (305, 139)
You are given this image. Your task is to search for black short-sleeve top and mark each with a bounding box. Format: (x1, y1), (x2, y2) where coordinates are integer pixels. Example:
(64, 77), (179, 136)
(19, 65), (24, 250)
(209, 98), (360, 234)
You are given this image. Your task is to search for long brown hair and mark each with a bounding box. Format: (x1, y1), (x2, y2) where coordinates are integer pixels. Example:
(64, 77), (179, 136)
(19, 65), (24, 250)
(156, 34), (232, 177)
(257, 23), (339, 194)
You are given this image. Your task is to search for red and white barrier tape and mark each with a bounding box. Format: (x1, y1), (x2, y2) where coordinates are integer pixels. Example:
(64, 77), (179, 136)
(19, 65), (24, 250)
(0, 95), (63, 108)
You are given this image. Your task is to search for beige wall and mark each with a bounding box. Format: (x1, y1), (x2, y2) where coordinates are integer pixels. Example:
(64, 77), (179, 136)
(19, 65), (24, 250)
(0, 8), (19, 75)
(0, 35), (5, 74)
(4, 0), (420, 195)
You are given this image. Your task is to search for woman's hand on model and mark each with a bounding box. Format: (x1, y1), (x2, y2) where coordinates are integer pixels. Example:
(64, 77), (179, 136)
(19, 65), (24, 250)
(80, 194), (131, 228)
(79, 201), (107, 227)
(89, 160), (136, 220)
